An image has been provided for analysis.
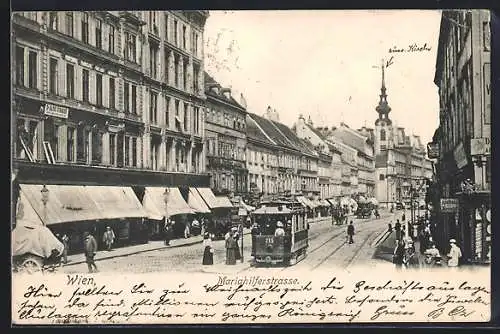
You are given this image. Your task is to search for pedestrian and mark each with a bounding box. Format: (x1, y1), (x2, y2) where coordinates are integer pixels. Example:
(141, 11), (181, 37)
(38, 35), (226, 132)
(347, 221), (355, 244)
(251, 222), (260, 257)
(447, 239), (462, 268)
(403, 241), (420, 269)
(202, 232), (214, 265)
(83, 231), (98, 273)
(225, 230), (237, 265)
(233, 227), (242, 261)
(424, 243), (442, 267)
(395, 219), (402, 240)
(102, 226), (116, 251)
(388, 223), (393, 233)
(393, 239), (405, 270)
(402, 212), (406, 222)
(192, 217), (200, 236)
(61, 233), (69, 264)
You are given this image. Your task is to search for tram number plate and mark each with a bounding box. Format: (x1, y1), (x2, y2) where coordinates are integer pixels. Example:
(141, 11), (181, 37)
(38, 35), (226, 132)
(265, 237), (274, 245)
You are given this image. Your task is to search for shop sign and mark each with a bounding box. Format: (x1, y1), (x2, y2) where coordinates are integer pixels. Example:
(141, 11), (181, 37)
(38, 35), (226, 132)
(440, 198), (459, 213)
(43, 103), (69, 119)
(453, 142), (468, 169)
(470, 137), (491, 156)
(427, 142), (439, 159)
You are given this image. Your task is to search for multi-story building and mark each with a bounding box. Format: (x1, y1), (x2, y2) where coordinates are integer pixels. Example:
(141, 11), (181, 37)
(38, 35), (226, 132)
(12, 11), (210, 248)
(370, 60), (433, 207)
(248, 107), (319, 197)
(245, 114), (279, 199)
(204, 72), (248, 196)
(294, 115), (343, 200)
(430, 10), (491, 264)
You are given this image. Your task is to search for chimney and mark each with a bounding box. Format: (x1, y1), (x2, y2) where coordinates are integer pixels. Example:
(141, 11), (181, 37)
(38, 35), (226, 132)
(239, 93), (247, 109)
(307, 115), (313, 126)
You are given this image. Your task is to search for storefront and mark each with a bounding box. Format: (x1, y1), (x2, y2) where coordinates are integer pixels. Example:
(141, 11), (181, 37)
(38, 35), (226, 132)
(18, 184), (148, 253)
(196, 187), (234, 237)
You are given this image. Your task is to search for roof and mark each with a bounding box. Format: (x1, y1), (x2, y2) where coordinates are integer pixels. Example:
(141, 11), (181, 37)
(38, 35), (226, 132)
(330, 127), (369, 155)
(246, 114), (276, 147)
(273, 121), (317, 157)
(375, 151), (388, 168)
(249, 113), (304, 153)
(204, 72), (246, 111)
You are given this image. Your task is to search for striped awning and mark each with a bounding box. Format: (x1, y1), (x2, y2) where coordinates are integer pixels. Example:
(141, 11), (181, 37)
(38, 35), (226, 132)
(196, 188), (231, 209)
(187, 188), (211, 214)
(215, 196), (233, 208)
(297, 196), (318, 209)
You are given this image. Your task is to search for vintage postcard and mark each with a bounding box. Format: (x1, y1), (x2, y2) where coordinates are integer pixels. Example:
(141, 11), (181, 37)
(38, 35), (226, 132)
(11, 9), (491, 325)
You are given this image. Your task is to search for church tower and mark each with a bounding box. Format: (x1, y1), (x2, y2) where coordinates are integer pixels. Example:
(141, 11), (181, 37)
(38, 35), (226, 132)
(374, 59), (393, 155)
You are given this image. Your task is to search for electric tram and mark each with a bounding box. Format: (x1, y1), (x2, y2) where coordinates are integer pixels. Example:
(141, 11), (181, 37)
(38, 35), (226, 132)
(251, 199), (309, 266)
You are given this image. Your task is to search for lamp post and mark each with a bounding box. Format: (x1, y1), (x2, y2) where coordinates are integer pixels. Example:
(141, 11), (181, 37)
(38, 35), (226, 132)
(163, 187), (170, 227)
(41, 185), (49, 226)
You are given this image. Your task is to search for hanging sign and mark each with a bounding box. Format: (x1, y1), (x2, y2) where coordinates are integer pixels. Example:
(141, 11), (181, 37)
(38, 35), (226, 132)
(43, 103), (69, 119)
(440, 198), (459, 213)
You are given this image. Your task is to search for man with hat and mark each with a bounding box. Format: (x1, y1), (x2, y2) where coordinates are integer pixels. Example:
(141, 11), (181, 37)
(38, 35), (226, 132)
(84, 231), (98, 273)
(447, 239), (462, 268)
(102, 226), (116, 251)
(274, 221), (285, 237)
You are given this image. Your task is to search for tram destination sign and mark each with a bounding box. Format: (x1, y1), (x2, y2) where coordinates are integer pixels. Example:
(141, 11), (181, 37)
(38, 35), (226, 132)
(440, 198), (459, 213)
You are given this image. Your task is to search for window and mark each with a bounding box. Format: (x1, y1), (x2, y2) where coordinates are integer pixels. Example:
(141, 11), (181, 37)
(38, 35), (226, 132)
(76, 126), (90, 163)
(124, 82), (129, 112)
(131, 85), (137, 114)
(183, 58), (188, 90)
(193, 65), (199, 93)
(150, 92), (158, 124)
(95, 73), (103, 106)
(380, 129), (386, 141)
(67, 126), (75, 162)
(131, 137), (137, 167)
(124, 136), (130, 166)
(81, 12), (89, 44)
(66, 63), (75, 98)
(182, 25), (187, 49)
(164, 14), (169, 41)
(49, 58), (58, 95)
(379, 174), (385, 181)
(174, 55), (179, 87)
(173, 20), (178, 45)
(192, 31), (198, 55)
(183, 103), (188, 132)
(15, 46), (24, 86)
(28, 50), (37, 89)
(108, 25), (115, 54)
(149, 43), (158, 78)
(95, 19), (102, 49)
(165, 97), (170, 127)
(65, 12), (74, 37)
(49, 12), (58, 30)
(149, 11), (158, 34)
(109, 134), (116, 166)
(125, 32), (136, 62)
(91, 131), (102, 163)
(193, 106), (199, 134)
(44, 120), (59, 162)
(109, 77), (115, 109)
(82, 69), (89, 102)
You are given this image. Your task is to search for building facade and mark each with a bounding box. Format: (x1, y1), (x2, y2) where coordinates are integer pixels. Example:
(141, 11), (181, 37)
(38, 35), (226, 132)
(430, 10), (491, 264)
(294, 115), (343, 199)
(370, 60), (433, 207)
(12, 11), (210, 246)
(204, 72), (248, 196)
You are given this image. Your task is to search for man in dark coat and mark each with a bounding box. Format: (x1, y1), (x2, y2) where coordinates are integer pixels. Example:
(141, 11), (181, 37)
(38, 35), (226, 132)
(84, 231), (98, 273)
(347, 221), (355, 244)
(395, 219), (402, 240)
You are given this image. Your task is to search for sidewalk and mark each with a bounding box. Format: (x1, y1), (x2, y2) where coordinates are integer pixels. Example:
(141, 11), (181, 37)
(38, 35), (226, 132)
(64, 216), (335, 267)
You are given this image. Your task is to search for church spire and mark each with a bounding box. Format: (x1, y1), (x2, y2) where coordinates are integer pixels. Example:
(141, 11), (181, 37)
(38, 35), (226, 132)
(375, 58), (392, 126)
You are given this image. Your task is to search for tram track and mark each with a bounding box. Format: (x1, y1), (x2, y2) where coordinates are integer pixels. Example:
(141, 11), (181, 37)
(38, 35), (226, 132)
(343, 230), (379, 269)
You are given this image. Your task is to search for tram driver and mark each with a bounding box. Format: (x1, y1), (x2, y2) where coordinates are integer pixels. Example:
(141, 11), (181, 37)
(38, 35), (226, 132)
(274, 221), (285, 237)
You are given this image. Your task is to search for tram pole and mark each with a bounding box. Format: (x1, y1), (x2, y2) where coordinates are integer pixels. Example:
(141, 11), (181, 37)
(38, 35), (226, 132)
(240, 223), (244, 263)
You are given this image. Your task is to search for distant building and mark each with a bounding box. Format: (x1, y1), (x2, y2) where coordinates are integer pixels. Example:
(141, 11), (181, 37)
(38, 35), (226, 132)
(204, 72), (248, 196)
(370, 60), (433, 207)
(249, 107), (319, 198)
(294, 115), (343, 199)
(431, 10), (491, 264)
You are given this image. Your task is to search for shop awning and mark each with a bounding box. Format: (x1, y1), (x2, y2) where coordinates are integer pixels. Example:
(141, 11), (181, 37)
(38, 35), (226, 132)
(85, 186), (148, 219)
(319, 199), (330, 207)
(15, 191), (44, 227)
(196, 187), (227, 209)
(297, 196), (318, 209)
(187, 188), (211, 214)
(19, 184), (148, 225)
(215, 196), (233, 208)
(238, 208), (248, 216)
(326, 198), (339, 206)
(143, 187), (195, 220)
(20, 184), (103, 225)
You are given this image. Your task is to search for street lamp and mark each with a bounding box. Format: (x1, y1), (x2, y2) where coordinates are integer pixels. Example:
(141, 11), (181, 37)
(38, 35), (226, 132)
(41, 185), (49, 226)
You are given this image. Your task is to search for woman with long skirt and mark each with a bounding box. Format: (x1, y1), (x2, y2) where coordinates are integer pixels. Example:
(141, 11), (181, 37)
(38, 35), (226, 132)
(225, 231), (237, 265)
(233, 229), (241, 261)
(202, 232), (214, 265)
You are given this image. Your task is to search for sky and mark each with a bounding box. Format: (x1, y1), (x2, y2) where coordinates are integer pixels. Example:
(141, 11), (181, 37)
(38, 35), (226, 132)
(203, 10), (442, 145)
